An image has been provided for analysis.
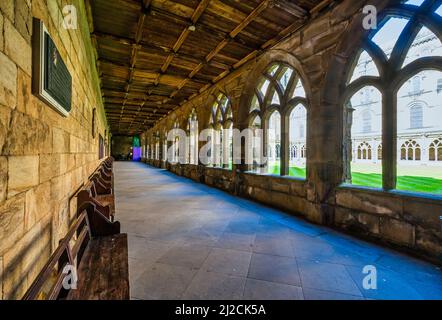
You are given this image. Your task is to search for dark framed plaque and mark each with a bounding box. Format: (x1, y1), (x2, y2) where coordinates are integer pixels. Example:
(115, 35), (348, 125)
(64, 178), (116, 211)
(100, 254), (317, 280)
(32, 18), (72, 117)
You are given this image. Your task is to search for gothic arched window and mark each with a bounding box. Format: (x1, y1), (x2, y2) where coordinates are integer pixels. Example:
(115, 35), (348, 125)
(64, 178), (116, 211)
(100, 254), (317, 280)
(248, 62), (308, 178)
(401, 140), (421, 161)
(210, 94), (233, 168)
(343, 0), (442, 193)
(357, 142), (372, 160)
(429, 138), (442, 161)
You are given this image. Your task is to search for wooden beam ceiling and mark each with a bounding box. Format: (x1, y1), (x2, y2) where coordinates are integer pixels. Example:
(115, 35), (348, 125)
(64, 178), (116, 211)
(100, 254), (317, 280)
(89, 0), (337, 135)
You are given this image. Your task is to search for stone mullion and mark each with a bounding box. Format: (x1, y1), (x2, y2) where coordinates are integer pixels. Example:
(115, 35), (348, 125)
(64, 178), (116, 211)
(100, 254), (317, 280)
(382, 89), (397, 190)
(262, 119), (269, 173)
(280, 113), (289, 176)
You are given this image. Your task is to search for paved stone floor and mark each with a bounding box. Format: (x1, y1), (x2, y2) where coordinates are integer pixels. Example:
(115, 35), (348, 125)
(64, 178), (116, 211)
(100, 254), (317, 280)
(114, 161), (442, 300)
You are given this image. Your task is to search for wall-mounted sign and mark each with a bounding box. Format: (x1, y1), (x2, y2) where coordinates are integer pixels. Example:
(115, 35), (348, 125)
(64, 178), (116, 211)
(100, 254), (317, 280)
(32, 18), (72, 117)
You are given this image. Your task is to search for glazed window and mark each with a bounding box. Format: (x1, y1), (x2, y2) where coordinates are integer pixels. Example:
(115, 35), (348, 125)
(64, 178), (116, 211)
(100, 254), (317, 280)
(209, 94), (233, 169)
(248, 62), (308, 177)
(343, 0), (442, 194)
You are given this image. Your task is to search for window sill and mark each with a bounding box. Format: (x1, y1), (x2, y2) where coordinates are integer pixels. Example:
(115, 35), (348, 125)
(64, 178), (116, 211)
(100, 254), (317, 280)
(242, 171), (307, 183)
(337, 183), (442, 202)
(206, 166), (233, 172)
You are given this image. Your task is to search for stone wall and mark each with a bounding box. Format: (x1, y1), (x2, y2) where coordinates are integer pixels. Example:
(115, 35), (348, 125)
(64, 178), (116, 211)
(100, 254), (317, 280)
(0, 0), (108, 299)
(111, 135), (133, 159)
(143, 0), (442, 264)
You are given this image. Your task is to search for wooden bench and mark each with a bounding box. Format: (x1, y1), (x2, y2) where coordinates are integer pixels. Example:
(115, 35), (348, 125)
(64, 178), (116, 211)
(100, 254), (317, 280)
(77, 180), (115, 221)
(23, 202), (129, 300)
(79, 159), (116, 220)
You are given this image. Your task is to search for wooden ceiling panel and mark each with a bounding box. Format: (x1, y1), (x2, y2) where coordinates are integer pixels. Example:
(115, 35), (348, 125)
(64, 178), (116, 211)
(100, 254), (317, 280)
(151, 0), (198, 18)
(92, 0), (140, 39)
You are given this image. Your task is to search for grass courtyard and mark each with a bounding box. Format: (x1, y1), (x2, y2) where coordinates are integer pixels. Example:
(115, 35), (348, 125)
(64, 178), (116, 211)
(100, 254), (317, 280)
(266, 162), (442, 195)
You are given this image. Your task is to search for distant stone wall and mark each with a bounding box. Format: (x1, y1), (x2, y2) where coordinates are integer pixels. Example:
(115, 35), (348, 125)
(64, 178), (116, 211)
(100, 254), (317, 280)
(0, 0), (108, 299)
(111, 136), (133, 159)
(143, 0), (442, 264)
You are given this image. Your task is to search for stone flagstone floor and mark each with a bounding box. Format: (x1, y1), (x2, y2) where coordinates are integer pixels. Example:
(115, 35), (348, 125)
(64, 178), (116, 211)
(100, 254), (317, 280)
(114, 161), (442, 300)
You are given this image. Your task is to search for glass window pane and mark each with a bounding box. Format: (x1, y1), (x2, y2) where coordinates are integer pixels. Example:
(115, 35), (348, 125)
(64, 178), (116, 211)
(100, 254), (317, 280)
(267, 64), (280, 77)
(278, 67), (294, 92)
(271, 89), (280, 105)
(349, 50), (380, 83)
(219, 95), (229, 111)
(396, 70), (442, 194)
(371, 17), (410, 58)
(289, 104), (307, 179)
(402, 26), (442, 68)
(267, 111), (281, 175)
(292, 79), (306, 98)
(258, 79), (270, 97)
(348, 86), (382, 188)
(250, 94), (260, 113)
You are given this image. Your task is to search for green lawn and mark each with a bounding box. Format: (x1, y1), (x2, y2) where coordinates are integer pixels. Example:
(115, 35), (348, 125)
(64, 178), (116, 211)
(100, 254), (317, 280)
(268, 165), (306, 179)
(266, 164), (442, 194)
(351, 172), (442, 194)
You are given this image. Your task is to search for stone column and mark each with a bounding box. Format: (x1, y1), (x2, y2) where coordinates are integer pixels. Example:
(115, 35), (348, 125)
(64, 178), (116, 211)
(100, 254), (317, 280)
(383, 90), (397, 190)
(281, 113), (290, 176)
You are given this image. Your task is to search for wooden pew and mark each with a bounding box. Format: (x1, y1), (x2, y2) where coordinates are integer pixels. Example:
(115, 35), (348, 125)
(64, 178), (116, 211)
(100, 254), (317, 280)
(77, 180), (115, 221)
(23, 202), (129, 300)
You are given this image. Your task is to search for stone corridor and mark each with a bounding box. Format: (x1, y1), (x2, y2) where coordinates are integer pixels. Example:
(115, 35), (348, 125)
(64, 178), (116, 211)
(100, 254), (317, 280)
(114, 162), (442, 300)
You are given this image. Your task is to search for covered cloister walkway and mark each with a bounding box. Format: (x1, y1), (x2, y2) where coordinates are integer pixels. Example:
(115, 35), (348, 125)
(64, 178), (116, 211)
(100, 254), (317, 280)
(114, 162), (442, 300)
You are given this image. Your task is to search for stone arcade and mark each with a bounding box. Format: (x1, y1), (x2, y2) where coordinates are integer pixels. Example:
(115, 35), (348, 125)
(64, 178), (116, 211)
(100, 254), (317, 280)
(0, 0), (441, 301)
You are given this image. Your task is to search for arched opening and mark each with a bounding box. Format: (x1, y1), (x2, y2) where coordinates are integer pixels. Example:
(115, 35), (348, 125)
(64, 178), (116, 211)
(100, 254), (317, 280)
(342, 0), (442, 194)
(246, 62), (308, 177)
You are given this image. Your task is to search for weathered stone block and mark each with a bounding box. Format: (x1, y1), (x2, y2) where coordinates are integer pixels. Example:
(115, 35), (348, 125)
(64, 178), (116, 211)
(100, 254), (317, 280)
(270, 179), (290, 194)
(306, 202), (323, 224)
(4, 111), (50, 155)
(0, 194), (25, 256)
(402, 198), (442, 231)
(24, 182), (51, 231)
(334, 207), (355, 225)
(0, 0), (14, 22)
(380, 217), (415, 247)
(0, 157), (7, 203)
(415, 226), (442, 259)
(0, 11), (4, 52)
(52, 128), (70, 153)
(3, 214), (51, 299)
(39, 154), (60, 183)
(270, 191), (291, 211)
(290, 180), (306, 197)
(252, 187), (270, 205)
(0, 256), (3, 299)
(7, 156), (39, 197)
(336, 190), (401, 217)
(14, 0), (32, 42)
(287, 195), (308, 214)
(0, 51), (17, 108)
(59, 153), (68, 175)
(4, 18), (32, 76)
(16, 69), (37, 118)
(302, 17), (330, 41)
(357, 213), (380, 234)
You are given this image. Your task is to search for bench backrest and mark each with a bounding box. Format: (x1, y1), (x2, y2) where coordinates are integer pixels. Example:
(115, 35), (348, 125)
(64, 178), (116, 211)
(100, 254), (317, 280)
(87, 158), (113, 181)
(22, 207), (91, 300)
